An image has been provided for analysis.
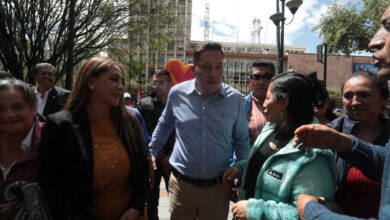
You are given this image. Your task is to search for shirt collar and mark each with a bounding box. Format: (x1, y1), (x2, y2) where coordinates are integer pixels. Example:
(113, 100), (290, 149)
(20, 120), (36, 152)
(251, 95), (263, 105)
(186, 79), (198, 95)
(35, 86), (51, 97)
(186, 79), (226, 98)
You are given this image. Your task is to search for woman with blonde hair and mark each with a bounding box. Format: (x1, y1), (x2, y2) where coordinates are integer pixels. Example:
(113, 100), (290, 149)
(38, 57), (149, 220)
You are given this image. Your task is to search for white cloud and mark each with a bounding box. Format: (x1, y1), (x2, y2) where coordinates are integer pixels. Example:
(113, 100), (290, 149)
(191, 0), (275, 43)
(282, 0), (329, 44)
(191, 0), (330, 50)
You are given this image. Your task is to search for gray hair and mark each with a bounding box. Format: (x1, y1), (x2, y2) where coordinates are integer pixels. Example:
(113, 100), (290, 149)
(0, 79), (37, 108)
(33, 63), (56, 75)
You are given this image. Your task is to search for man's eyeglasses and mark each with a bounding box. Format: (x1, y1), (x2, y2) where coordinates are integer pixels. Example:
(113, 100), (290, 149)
(249, 73), (274, 81)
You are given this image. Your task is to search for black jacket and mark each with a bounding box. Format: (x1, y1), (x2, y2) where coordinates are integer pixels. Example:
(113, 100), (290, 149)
(138, 95), (175, 154)
(38, 109), (149, 220)
(39, 86), (70, 117)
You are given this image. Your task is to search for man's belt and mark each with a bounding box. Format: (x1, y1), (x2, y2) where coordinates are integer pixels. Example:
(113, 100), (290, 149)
(171, 168), (223, 187)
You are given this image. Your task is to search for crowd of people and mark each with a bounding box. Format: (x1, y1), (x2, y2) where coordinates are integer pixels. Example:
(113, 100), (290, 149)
(1, 5), (390, 220)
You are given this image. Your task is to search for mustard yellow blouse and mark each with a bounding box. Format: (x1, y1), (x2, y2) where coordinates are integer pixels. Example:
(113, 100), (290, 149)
(89, 117), (132, 220)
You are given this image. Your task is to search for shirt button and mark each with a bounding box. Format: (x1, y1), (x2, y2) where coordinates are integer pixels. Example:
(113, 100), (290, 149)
(202, 133), (206, 136)
(202, 150), (205, 153)
(202, 106), (206, 110)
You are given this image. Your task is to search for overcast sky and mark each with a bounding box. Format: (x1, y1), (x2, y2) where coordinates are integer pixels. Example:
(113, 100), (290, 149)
(190, 0), (350, 53)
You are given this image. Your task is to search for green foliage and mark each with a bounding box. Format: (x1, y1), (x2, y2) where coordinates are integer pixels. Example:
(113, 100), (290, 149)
(314, 0), (390, 55)
(0, 0), (129, 83)
(327, 86), (342, 109)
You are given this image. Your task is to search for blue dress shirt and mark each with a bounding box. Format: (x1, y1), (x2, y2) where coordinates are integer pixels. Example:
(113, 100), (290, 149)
(128, 106), (151, 144)
(149, 79), (251, 179)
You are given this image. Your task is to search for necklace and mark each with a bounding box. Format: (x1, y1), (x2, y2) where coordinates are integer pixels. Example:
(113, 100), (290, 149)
(93, 131), (119, 169)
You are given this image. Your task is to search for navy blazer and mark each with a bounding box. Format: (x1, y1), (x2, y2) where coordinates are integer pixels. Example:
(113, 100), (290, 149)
(42, 86), (70, 117)
(38, 109), (149, 220)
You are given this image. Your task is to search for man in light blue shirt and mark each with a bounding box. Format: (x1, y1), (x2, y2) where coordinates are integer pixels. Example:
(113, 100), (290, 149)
(149, 42), (251, 220)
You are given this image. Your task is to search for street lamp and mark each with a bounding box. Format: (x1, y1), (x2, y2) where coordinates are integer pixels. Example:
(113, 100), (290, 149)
(270, 0), (303, 73)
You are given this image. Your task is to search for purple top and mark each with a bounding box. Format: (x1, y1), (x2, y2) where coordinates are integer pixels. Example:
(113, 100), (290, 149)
(0, 119), (44, 204)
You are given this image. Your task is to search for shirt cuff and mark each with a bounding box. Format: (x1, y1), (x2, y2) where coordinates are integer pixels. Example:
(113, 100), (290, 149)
(149, 147), (159, 157)
(304, 201), (328, 219)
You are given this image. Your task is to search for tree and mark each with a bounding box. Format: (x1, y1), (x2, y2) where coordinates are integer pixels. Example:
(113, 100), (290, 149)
(0, 0), (129, 85)
(314, 0), (390, 55)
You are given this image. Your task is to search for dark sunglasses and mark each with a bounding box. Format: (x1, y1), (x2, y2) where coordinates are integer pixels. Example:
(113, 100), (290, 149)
(249, 73), (274, 81)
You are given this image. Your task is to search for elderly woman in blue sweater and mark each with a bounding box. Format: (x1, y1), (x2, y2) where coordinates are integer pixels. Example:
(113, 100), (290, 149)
(226, 72), (336, 220)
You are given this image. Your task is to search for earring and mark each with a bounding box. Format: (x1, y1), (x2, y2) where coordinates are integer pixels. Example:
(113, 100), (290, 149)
(90, 85), (94, 90)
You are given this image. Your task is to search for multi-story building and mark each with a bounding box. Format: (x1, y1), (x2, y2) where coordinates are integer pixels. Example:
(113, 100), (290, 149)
(132, 0), (192, 82)
(166, 0), (192, 62)
(133, 0), (306, 86)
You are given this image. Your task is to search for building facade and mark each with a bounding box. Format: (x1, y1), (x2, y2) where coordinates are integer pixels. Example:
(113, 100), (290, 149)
(132, 0), (192, 82)
(131, 1), (375, 95)
(286, 53), (375, 89)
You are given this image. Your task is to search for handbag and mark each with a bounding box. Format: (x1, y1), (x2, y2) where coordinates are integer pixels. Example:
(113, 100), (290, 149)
(5, 181), (53, 220)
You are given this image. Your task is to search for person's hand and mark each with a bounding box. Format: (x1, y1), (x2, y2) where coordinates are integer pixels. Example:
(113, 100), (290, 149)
(119, 208), (140, 220)
(223, 166), (239, 187)
(294, 124), (353, 153)
(148, 155), (156, 189)
(150, 155), (157, 170)
(159, 153), (172, 176)
(297, 194), (324, 220)
(0, 202), (16, 220)
(231, 200), (248, 220)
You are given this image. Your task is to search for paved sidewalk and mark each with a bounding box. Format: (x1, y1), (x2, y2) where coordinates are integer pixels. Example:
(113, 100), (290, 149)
(157, 181), (169, 220)
(157, 181), (234, 220)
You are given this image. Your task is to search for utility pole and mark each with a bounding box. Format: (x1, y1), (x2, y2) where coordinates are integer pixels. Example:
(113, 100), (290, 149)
(317, 43), (328, 85)
(270, 0), (303, 73)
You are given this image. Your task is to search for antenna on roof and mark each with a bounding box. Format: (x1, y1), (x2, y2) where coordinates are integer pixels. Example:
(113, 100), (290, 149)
(251, 18), (263, 45)
(204, 3), (210, 41)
